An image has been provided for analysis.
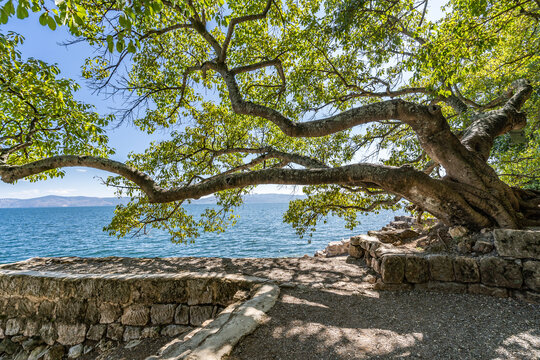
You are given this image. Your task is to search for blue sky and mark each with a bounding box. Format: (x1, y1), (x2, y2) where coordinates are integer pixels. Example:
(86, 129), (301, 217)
(0, 2), (446, 199)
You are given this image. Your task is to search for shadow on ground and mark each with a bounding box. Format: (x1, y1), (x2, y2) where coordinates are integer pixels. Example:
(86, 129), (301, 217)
(228, 288), (539, 360)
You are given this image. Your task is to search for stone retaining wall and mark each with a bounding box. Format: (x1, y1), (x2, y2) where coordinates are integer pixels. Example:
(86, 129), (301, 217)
(349, 229), (540, 303)
(0, 270), (255, 359)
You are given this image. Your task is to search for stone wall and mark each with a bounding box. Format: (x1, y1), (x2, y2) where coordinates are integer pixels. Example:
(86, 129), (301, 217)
(0, 270), (254, 359)
(349, 229), (540, 303)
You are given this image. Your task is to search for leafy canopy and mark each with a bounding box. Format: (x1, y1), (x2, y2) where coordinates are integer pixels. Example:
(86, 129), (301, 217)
(1, 0), (539, 240)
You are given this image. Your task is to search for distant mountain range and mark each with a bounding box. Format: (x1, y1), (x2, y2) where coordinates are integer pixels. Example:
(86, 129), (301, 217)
(0, 194), (306, 208)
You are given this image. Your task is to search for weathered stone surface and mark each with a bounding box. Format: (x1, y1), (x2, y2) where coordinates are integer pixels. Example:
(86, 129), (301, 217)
(472, 240), (494, 254)
(37, 301), (56, 319)
(28, 345), (47, 360)
(523, 260), (540, 292)
(85, 301), (99, 323)
(348, 245), (364, 258)
(405, 255), (429, 283)
(511, 290), (540, 304)
(479, 257), (523, 289)
(21, 337), (42, 351)
(23, 320), (40, 337)
(161, 325), (191, 337)
(86, 324), (106, 341)
(187, 280), (213, 305)
(380, 255), (405, 284)
(123, 326), (141, 341)
(493, 229), (540, 259)
(151, 304), (175, 325)
(99, 303), (121, 324)
(121, 304), (149, 326)
(468, 284), (509, 298)
(0, 338), (18, 354)
(174, 305), (190, 325)
(67, 344), (83, 359)
(371, 258), (381, 274)
(141, 326), (160, 339)
(414, 282), (467, 293)
(190, 306), (213, 326)
(427, 255), (454, 282)
(5, 318), (23, 336)
(324, 239), (350, 257)
(448, 226), (468, 239)
(39, 323), (57, 345)
(56, 323), (86, 345)
(56, 299), (85, 323)
(11, 335), (27, 343)
(454, 257), (480, 283)
(0, 326), (4, 339)
(106, 323), (124, 341)
(43, 344), (65, 360)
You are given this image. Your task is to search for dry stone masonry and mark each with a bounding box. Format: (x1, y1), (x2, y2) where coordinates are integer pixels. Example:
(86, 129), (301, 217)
(0, 270), (258, 359)
(346, 217), (540, 302)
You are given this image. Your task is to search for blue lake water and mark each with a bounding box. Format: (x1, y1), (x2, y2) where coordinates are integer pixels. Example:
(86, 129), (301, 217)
(0, 204), (400, 264)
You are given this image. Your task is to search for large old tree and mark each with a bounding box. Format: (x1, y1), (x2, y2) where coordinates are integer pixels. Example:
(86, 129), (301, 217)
(0, 0), (539, 240)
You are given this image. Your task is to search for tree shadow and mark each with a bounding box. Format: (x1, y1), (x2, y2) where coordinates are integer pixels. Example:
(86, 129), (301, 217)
(229, 288), (540, 360)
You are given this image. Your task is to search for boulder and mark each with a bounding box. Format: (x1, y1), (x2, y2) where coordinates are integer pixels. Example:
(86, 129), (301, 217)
(472, 240), (494, 254)
(493, 229), (540, 259)
(324, 239), (350, 257)
(5, 318), (23, 336)
(448, 226), (468, 239)
(67, 344), (83, 359)
(479, 257), (523, 289)
(99, 303), (121, 324)
(348, 245), (364, 258)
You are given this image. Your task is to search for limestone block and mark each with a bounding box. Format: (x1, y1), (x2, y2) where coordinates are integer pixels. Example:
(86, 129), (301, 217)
(468, 284), (509, 298)
(414, 281), (467, 293)
(23, 320), (40, 337)
(187, 280), (213, 305)
(37, 301), (56, 319)
(99, 303), (121, 324)
(120, 304), (149, 326)
(85, 301), (99, 323)
(448, 226), (468, 239)
(39, 323), (57, 345)
(350, 236), (362, 246)
(472, 240), (494, 254)
(493, 229), (540, 259)
(57, 299), (85, 323)
(174, 305), (190, 325)
(150, 304), (175, 325)
(123, 326), (141, 341)
(371, 258), (381, 274)
(43, 344), (65, 360)
(156, 280), (188, 303)
(453, 257), (480, 283)
(479, 257), (523, 289)
(427, 255), (454, 282)
(141, 326), (160, 339)
(405, 255), (429, 283)
(161, 325), (191, 337)
(100, 280), (131, 303)
(189, 305), (213, 326)
(0, 326), (3, 339)
(324, 239), (350, 257)
(106, 323), (124, 341)
(349, 245), (364, 259)
(5, 318), (23, 336)
(67, 344), (83, 359)
(56, 323), (86, 346)
(523, 260), (540, 292)
(86, 324), (106, 341)
(380, 255), (405, 284)
(28, 345), (47, 360)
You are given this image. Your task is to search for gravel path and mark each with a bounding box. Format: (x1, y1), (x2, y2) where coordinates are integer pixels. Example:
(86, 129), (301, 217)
(3, 256), (539, 359)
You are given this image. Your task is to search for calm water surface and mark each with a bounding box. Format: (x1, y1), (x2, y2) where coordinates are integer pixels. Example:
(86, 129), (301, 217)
(0, 204), (400, 264)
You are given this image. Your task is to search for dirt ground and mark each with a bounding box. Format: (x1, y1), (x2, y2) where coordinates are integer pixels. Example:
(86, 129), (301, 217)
(3, 256), (539, 359)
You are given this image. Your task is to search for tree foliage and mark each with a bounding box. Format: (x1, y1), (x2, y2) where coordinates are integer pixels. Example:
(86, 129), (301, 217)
(1, 0), (539, 241)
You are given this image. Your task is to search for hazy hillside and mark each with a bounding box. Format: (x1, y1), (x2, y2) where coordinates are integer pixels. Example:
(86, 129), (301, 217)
(0, 194), (305, 208)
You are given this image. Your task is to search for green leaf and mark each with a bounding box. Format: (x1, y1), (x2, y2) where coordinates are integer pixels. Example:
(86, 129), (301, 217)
(38, 12), (48, 26)
(47, 16), (57, 30)
(106, 35), (114, 53)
